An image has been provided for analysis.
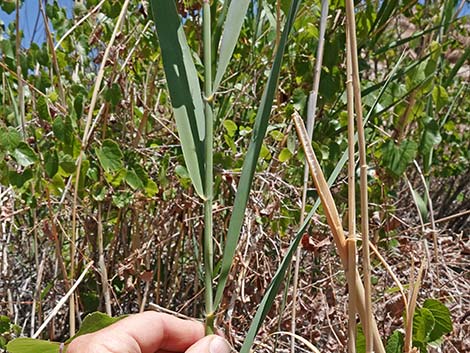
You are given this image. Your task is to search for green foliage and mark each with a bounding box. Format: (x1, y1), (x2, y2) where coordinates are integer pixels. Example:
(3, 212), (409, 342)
(385, 330), (404, 353)
(382, 139), (418, 177)
(0, 316), (21, 350)
(150, 0), (206, 198)
(6, 338), (62, 353)
(0, 0), (466, 350)
(6, 312), (125, 353)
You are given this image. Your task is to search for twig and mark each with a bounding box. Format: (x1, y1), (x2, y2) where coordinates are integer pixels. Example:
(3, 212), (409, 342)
(70, 0), (131, 335)
(32, 262), (94, 339)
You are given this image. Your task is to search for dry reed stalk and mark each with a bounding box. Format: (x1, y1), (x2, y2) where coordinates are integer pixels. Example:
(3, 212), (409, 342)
(291, 2), (328, 351)
(404, 261), (426, 352)
(345, 21), (358, 353)
(344, 0), (373, 351)
(293, 112), (386, 353)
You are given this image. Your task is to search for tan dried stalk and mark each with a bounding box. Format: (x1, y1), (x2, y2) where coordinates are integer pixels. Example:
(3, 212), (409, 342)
(291, 1), (328, 351)
(344, 0), (373, 351)
(293, 112), (385, 353)
(345, 24), (357, 353)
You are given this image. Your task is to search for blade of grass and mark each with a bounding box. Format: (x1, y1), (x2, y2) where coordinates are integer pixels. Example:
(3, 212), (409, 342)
(212, 0), (251, 94)
(150, 0), (206, 198)
(213, 0), (302, 311)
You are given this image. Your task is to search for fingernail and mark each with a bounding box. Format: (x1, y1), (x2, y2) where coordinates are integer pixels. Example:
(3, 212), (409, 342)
(209, 336), (231, 353)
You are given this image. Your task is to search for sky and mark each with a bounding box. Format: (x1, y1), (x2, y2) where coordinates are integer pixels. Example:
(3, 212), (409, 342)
(0, 0), (469, 48)
(0, 0), (74, 46)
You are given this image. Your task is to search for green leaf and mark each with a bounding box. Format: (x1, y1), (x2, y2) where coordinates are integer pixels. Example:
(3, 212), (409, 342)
(6, 338), (61, 353)
(278, 148), (292, 163)
(423, 299), (453, 342)
(223, 119), (237, 137)
(413, 307), (435, 344)
(213, 0), (251, 93)
(382, 139), (418, 177)
(0, 316), (10, 334)
(150, 0), (205, 198)
(12, 143), (38, 167)
(420, 120), (441, 156)
(0, 127), (21, 151)
(96, 140), (124, 173)
(386, 330), (404, 353)
(0, 0), (16, 14)
(125, 169), (145, 190)
(104, 83), (122, 108)
(52, 116), (73, 145)
(74, 94), (84, 118)
(432, 85), (448, 112)
(356, 324), (366, 353)
(37, 96), (51, 121)
(175, 165), (190, 179)
(44, 150), (59, 178)
(67, 312), (125, 343)
(9, 169), (33, 188)
(144, 179), (159, 197)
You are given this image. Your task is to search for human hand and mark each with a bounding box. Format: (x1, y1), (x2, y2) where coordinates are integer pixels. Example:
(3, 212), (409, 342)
(66, 311), (232, 353)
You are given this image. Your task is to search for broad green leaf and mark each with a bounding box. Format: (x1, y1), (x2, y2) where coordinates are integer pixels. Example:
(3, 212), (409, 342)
(44, 150), (59, 178)
(125, 169), (145, 190)
(432, 85), (448, 112)
(96, 139), (123, 173)
(382, 139), (418, 177)
(6, 338), (62, 353)
(104, 83), (122, 108)
(212, 0), (251, 93)
(386, 330), (404, 353)
(355, 324), (366, 353)
(0, 127), (21, 151)
(0, 0), (16, 14)
(144, 179), (159, 197)
(0, 316), (10, 334)
(413, 307), (435, 344)
(278, 148), (292, 162)
(175, 165), (190, 179)
(52, 116), (73, 145)
(37, 96), (51, 121)
(9, 169), (33, 188)
(420, 120), (441, 156)
(223, 119), (237, 137)
(150, 0), (205, 198)
(12, 143), (38, 167)
(66, 312), (125, 343)
(423, 299), (452, 342)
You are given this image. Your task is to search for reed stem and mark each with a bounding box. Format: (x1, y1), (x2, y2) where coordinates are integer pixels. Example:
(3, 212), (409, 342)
(344, 1), (373, 351)
(345, 23), (357, 353)
(202, 0), (215, 335)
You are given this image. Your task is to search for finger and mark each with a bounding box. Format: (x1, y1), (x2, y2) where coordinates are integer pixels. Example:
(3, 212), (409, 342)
(185, 335), (232, 353)
(106, 312), (205, 353)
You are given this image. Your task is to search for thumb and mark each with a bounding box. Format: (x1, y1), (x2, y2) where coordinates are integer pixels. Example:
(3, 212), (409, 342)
(185, 335), (232, 353)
